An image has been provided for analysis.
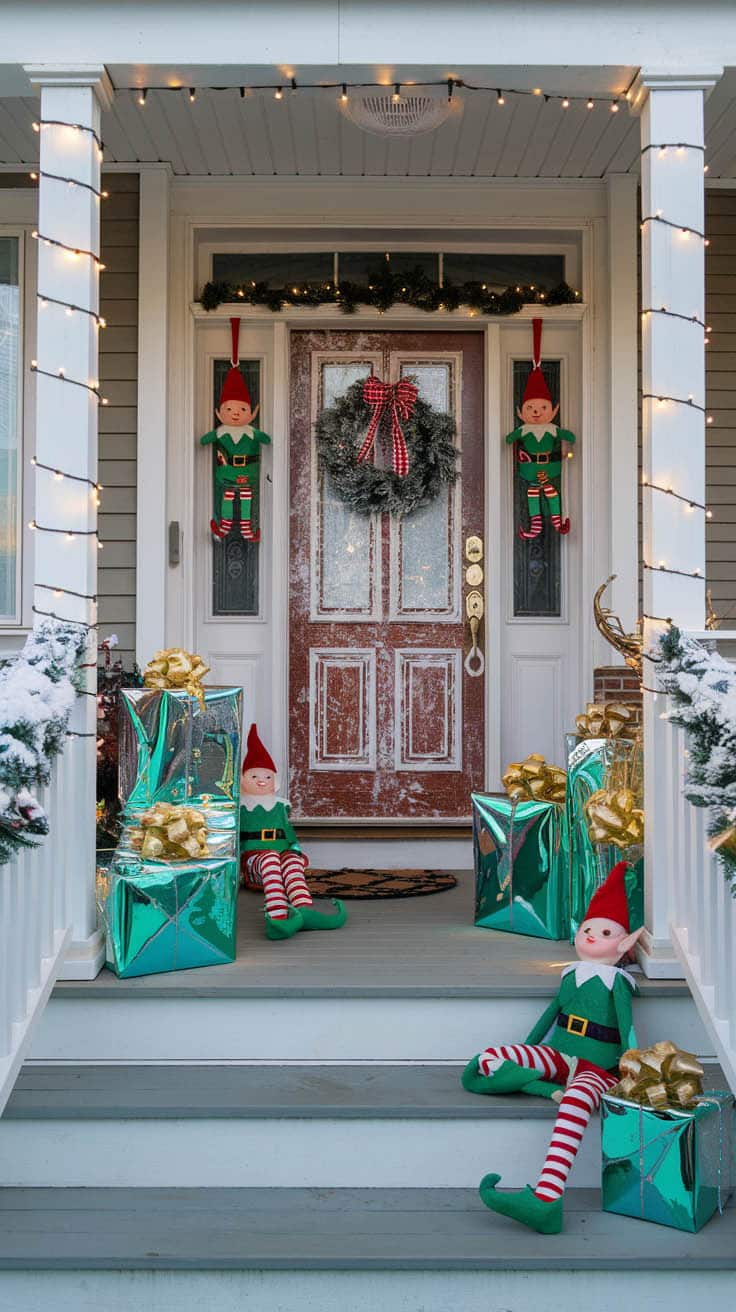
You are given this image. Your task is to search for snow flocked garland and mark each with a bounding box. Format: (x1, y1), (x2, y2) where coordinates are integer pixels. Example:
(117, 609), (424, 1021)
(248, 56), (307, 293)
(315, 376), (458, 516)
(0, 620), (87, 865)
(658, 625), (736, 891)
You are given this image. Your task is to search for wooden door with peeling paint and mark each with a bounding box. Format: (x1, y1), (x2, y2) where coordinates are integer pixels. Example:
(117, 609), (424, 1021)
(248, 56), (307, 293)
(289, 330), (485, 819)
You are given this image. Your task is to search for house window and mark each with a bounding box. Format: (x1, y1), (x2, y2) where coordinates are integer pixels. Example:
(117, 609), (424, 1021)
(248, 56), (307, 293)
(0, 235), (21, 623)
(210, 251), (568, 294)
(512, 359), (562, 618)
(211, 358), (261, 617)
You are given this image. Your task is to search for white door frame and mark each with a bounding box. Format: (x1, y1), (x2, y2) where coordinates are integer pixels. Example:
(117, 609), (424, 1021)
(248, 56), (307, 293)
(153, 178), (625, 798)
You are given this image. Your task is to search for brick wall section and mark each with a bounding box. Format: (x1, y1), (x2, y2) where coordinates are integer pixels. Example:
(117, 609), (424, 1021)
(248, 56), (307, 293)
(593, 666), (643, 708)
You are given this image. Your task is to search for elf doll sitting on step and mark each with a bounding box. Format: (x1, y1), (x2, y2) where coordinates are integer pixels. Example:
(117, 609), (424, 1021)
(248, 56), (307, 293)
(462, 861), (642, 1234)
(239, 724), (346, 940)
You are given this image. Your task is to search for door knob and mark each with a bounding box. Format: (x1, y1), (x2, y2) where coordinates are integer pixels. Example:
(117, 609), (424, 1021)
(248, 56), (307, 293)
(464, 589), (485, 677)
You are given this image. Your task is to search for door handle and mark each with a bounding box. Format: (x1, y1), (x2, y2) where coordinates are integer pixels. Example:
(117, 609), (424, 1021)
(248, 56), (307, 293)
(464, 589), (485, 678)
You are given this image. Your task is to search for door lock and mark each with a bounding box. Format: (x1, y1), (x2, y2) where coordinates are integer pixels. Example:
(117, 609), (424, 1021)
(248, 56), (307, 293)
(464, 590), (485, 678)
(465, 535), (483, 564)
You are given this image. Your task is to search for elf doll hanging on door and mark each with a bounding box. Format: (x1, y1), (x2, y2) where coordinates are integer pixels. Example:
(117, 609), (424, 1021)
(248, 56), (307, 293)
(200, 317), (271, 542)
(505, 318), (576, 540)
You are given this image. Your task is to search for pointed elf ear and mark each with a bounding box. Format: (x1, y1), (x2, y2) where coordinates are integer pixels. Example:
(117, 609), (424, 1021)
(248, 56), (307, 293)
(516, 405), (524, 421)
(551, 402), (560, 421)
(618, 925), (645, 957)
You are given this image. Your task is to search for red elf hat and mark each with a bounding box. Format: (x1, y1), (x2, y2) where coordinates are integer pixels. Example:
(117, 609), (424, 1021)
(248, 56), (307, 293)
(242, 723), (277, 775)
(584, 861), (630, 931)
(219, 317), (252, 408)
(521, 318), (553, 406)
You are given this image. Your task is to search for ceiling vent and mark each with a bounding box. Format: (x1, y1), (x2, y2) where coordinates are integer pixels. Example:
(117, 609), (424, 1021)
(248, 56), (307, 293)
(339, 91), (463, 137)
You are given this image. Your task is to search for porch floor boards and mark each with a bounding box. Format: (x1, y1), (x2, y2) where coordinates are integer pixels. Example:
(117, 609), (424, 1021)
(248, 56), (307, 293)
(0, 1186), (733, 1271)
(58, 871), (688, 999)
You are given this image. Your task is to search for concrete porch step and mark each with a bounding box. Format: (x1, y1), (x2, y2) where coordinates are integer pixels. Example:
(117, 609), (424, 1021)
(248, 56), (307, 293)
(1, 1062), (727, 1189)
(0, 1186), (734, 1312)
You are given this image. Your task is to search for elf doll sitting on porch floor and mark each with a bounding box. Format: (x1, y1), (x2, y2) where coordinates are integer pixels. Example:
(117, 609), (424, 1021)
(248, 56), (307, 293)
(239, 724), (347, 940)
(462, 861), (642, 1234)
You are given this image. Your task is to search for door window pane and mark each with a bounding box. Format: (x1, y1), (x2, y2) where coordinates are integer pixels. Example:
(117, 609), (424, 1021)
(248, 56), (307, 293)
(212, 252), (334, 289)
(512, 360), (562, 618)
(443, 253), (565, 291)
(211, 359), (261, 617)
(0, 237), (20, 620)
(393, 361), (456, 617)
(315, 361), (376, 615)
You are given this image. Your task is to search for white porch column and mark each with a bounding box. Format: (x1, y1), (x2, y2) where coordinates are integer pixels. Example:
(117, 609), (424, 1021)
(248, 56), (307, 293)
(632, 69), (720, 977)
(25, 65), (113, 979)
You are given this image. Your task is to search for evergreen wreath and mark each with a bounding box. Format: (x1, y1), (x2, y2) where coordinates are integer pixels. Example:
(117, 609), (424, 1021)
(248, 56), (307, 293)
(0, 620), (87, 866)
(315, 377), (458, 516)
(658, 625), (736, 891)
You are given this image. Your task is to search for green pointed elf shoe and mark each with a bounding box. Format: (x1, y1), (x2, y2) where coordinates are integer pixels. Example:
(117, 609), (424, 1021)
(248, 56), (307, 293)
(479, 1174), (563, 1234)
(461, 1057), (546, 1096)
(297, 899), (347, 931)
(265, 907), (304, 940)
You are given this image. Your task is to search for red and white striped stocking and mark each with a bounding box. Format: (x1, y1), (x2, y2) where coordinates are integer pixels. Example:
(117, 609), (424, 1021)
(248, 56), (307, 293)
(535, 1061), (618, 1202)
(541, 479), (570, 535)
(281, 851), (313, 908)
(519, 489), (543, 540)
(477, 1043), (565, 1079)
(244, 850), (288, 919)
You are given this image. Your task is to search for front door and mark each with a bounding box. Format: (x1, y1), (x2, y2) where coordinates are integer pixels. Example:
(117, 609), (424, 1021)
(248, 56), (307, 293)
(289, 330), (485, 819)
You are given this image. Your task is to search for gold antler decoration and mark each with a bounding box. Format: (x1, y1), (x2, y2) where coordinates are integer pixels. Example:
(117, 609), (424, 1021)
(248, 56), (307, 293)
(705, 588), (720, 632)
(593, 575), (643, 676)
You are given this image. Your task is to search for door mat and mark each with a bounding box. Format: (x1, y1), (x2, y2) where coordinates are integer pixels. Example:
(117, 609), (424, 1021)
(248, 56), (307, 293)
(304, 869), (458, 899)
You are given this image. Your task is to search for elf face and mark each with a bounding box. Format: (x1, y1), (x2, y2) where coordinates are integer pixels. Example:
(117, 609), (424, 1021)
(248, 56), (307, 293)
(518, 397), (560, 426)
(574, 915), (632, 965)
(241, 766), (277, 797)
(217, 398), (254, 428)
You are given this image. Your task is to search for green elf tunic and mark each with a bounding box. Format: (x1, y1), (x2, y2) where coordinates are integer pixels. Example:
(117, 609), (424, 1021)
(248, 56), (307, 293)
(525, 962), (637, 1072)
(239, 795), (302, 857)
(200, 424), (271, 522)
(505, 422), (576, 488)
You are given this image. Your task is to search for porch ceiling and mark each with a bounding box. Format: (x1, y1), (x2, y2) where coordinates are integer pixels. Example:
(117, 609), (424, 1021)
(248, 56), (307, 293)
(0, 64), (735, 178)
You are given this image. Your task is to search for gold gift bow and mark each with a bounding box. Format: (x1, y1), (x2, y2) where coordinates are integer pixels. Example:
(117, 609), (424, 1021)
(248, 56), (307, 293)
(143, 647), (210, 709)
(584, 786), (644, 849)
(575, 700), (639, 740)
(610, 1040), (705, 1110)
(502, 753), (567, 805)
(130, 802), (209, 861)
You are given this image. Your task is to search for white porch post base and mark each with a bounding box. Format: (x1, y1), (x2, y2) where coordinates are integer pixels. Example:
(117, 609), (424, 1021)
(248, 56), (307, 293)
(632, 69), (720, 980)
(24, 65), (113, 982)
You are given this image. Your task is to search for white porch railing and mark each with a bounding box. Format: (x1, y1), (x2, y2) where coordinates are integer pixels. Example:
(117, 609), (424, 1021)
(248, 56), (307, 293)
(0, 755), (75, 1115)
(663, 701), (736, 1091)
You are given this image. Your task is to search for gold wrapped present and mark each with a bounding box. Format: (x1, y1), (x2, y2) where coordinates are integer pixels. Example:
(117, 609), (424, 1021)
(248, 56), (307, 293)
(585, 786), (644, 849)
(611, 1041), (705, 1109)
(143, 648), (210, 709)
(502, 754), (567, 805)
(574, 701), (639, 740)
(129, 802), (209, 862)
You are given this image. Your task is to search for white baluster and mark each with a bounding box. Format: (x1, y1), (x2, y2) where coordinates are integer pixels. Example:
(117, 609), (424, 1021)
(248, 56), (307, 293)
(0, 866), (11, 1056)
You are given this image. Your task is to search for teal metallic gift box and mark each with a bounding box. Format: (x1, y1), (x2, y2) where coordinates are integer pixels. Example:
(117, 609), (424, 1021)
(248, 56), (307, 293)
(565, 734), (643, 942)
(472, 792), (569, 940)
(119, 686), (243, 813)
(98, 814), (238, 978)
(601, 1090), (733, 1232)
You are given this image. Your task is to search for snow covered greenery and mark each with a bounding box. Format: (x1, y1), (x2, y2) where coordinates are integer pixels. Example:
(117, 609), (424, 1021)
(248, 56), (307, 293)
(0, 621), (87, 865)
(658, 626), (736, 890)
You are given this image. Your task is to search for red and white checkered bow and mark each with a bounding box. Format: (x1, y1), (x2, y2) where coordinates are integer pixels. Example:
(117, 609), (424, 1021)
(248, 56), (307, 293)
(357, 377), (418, 478)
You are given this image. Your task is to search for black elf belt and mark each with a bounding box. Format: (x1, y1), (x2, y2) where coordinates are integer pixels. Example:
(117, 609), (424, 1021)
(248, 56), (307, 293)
(229, 454), (257, 467)
(242, 828), (287, 842)
(557, 1012), (621, 1043)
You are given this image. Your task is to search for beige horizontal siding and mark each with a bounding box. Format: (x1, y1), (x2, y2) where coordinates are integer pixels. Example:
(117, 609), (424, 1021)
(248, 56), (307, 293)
(99, 174), (138, 668)
(707, 191), (736, 623)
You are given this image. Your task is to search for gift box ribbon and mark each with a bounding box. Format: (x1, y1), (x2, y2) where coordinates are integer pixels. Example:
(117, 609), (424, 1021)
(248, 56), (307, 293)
(502, 754), (567, 805)
(143, 647), (210, 709)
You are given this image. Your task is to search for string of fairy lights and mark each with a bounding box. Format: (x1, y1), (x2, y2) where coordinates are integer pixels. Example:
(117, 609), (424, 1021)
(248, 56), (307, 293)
(29, 115), (104, 737)
(129, 74), (633, 113)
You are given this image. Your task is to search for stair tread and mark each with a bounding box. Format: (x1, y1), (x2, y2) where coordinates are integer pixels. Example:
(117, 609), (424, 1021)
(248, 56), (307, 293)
(0, 1186), (733, 1270)
(7, 1062), (728, 1120)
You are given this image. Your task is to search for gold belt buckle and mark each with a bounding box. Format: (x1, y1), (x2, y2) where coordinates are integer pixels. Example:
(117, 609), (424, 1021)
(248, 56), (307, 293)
(260, 828), (277, 841)
(232, 454), (247, 467)
(536, 452), (550, 464)
(566, 1014), (588, 1036)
